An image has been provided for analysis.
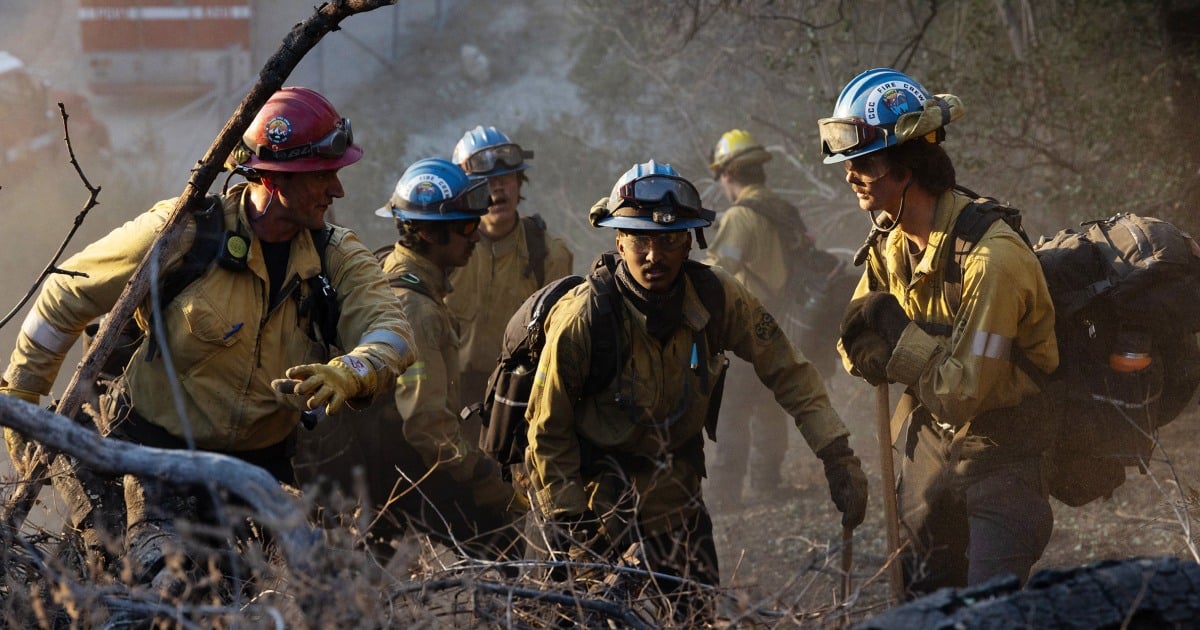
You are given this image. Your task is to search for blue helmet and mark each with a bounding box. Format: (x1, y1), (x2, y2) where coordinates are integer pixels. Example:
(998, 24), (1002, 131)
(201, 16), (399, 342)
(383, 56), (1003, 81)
(593, 160), (715, 231)
(452, 125), (533, 178)
(374, 157), (490, 221)
(818, 68), (964, 165)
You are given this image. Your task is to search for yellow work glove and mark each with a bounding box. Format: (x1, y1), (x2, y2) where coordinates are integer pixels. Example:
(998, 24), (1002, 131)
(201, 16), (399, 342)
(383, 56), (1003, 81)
(273, 354), (377, 416)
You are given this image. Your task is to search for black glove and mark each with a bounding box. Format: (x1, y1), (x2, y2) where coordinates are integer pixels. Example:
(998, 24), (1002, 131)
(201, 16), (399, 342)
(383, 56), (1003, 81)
(862, 291), (911, 348)
(817, 436), (869, 529)
(840, 297), (893, 386)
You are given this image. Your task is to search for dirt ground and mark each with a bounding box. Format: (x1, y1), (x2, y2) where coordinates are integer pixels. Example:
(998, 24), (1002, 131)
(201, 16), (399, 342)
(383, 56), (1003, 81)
(703, 372), (1200, 625)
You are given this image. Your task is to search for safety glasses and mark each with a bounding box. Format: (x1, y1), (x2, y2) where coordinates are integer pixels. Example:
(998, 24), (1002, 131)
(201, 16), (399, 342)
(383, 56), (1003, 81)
(616, 175), (703, 212)
(818, 116), (882, 156)
(462, 143), (531, 174)
(447, 218), (481, 237)
(248, 118), (354, 161)
(619, 230), (690, 253)
(842, 153), (891, 183)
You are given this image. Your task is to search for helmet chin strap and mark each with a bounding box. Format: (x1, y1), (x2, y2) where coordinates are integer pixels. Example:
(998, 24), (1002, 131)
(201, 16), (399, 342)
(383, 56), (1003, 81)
(252, 177), (278, 222)
(868, 177), (913, 233)
(854, 177), (913, 266)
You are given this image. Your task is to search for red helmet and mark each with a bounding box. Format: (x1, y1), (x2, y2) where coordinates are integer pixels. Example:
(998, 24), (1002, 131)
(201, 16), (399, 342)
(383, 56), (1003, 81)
(228, 87), (363, 173)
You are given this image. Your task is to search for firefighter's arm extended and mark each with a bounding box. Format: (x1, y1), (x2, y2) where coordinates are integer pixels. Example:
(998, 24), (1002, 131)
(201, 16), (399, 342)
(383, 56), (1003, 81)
(274, 230), (414, 414)
(718, 267), (866, 525)
(717, 266), (850, 453)
(4, 206), (178, 396)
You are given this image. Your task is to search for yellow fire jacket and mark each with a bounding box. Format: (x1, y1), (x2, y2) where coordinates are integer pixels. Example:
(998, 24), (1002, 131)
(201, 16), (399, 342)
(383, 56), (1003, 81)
(382, 245), (493, 485)
(5, 184), (413, 451)
(704, 184), (791, 300)
(445, 217), (573, 375)
(526, 263), (848, 535)
(840, 190), (1058, 427)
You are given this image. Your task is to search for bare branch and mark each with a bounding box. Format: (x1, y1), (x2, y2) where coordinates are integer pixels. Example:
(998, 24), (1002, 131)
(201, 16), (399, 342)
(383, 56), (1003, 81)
(0, 396), (317, 571)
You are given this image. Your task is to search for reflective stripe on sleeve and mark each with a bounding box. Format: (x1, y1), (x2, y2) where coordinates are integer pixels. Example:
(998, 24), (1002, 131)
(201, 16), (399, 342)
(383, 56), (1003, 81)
(397, 361), (425, 385)
(358, 329), (410, 357)
(970, 330), (1012, 361)
(20, 310), (76, 354)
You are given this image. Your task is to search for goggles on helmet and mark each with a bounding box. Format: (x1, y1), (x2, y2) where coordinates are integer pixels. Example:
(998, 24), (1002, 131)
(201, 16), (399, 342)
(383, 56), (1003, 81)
(462, 143), (531, 174)
(616, 174), (703, 212)
(396, 178), (491, 215)
(246, 118), (354, 162)
(818, 116), (884, 156)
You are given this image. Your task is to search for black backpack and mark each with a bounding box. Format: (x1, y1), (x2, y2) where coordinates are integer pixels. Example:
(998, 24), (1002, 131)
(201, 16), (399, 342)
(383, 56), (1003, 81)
(473, 253), (729, 471)
(736, 195), (858, 378)
(942, 191), (1200, 506)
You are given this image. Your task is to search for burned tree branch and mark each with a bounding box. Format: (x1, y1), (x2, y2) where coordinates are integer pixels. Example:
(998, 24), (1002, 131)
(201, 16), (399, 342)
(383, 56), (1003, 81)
(0, 396), (317, 572)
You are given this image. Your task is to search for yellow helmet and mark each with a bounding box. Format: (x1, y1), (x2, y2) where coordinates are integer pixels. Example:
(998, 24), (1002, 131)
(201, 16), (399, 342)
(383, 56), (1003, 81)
(709, 129), (771, 176)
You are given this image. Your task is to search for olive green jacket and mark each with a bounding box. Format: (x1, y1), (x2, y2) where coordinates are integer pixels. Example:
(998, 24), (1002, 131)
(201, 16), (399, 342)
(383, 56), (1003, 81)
(446, 216), (573, 375)
(526, 263), (847, 535)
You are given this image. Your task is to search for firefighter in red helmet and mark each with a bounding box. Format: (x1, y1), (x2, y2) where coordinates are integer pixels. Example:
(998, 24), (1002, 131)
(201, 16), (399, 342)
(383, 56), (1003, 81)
(1, 86), (414, 601)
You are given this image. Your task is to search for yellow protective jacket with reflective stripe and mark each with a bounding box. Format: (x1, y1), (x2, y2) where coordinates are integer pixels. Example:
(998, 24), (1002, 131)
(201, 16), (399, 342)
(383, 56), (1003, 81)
(382, 244), (489, 483)
(445, 216), (573, 374)
(840, 190), (1058, 427)
(526, 263), (848, 535)
(5, 184), (414, 451)
(704, 184), (790, 300)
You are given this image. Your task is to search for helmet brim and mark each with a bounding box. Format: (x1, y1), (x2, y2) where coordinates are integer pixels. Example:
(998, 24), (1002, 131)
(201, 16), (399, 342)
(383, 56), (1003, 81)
(596, 215), (711, 230)
(239, 144), (364, 173)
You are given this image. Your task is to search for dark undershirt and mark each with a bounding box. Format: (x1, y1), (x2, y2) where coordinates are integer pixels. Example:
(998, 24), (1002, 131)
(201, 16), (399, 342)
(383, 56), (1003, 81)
(260, 240), (291, 307)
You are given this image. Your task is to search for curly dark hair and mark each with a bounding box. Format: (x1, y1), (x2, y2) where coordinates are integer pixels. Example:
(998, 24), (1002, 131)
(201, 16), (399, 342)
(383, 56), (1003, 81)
(886, 138), (956, 194)
(395, 219), (450, 252)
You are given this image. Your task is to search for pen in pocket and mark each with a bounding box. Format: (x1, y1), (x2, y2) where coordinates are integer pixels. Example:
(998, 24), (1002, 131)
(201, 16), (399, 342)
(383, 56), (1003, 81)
(223, 322), (244, 340)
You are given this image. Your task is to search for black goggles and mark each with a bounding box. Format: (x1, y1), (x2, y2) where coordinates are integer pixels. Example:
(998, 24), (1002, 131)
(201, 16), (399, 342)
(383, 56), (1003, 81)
(247, 118), (354, 162)
(817, 116), (882, 155)
(616, 175), (703, 212)
(462, 143), (532, 174)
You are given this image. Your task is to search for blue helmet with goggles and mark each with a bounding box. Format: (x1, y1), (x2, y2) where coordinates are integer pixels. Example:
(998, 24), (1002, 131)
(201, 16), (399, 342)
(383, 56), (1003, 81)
(452, 125), (533, 178)
(819, 68), (965, 165)
(593, 160), (716, 246)
(374, 157), (490, 222)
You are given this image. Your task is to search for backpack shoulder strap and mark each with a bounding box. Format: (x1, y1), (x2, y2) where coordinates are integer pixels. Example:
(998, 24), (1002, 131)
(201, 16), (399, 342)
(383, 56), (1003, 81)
(944, 187), (1031, 315)
(307, 225), (341, 351)
(682, 259), (726, 356)
(159, 194), (225, 307)
(582, 253), (623, 396)
(522, 214), (549, 286)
